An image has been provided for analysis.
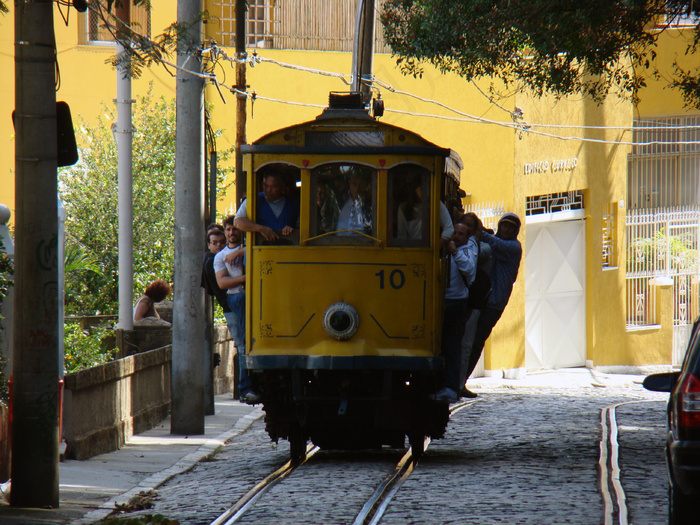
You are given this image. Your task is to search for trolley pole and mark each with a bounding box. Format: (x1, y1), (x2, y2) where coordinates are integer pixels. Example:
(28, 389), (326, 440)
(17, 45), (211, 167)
(12, 0), (60, 507)
(352, 0), (375, 103)
(171, 0), (206, 435)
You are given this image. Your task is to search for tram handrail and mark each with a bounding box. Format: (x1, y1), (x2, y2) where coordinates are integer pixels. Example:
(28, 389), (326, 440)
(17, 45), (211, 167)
(302, 229), (384, 246)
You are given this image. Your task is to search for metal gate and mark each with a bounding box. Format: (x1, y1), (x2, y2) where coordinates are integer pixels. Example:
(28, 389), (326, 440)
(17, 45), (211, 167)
(626, 207), (700, 364)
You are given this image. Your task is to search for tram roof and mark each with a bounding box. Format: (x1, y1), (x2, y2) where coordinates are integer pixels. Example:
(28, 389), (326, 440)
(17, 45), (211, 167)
(243, 111), (463, 185)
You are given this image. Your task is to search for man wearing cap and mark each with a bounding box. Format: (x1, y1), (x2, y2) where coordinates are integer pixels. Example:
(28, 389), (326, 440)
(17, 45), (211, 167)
(462, 212), (523, 395)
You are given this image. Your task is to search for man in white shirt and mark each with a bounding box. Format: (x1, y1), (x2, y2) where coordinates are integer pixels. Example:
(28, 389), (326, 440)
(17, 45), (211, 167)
(215, 215), (260, 404)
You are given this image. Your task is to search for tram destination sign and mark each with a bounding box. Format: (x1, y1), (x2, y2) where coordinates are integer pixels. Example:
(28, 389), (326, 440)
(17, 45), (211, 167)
(523, 157), (578, 175)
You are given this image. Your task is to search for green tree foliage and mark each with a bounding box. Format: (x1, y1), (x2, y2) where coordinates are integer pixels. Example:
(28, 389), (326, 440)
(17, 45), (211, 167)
(63, 323), (112, 373)
(59, 86), (231, 315)
(380, 0), (700, 107)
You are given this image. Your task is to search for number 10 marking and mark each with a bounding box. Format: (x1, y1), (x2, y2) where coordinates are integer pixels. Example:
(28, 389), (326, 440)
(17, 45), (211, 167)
(375, 269), (405, 289)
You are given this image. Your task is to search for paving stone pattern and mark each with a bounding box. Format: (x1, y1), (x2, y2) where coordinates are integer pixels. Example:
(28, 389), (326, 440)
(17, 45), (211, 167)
(115, 382), (669, 525)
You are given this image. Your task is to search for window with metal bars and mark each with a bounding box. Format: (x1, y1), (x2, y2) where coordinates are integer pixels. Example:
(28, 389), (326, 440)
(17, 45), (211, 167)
(627, 115), (700, 209)
(79, 1), (151, 45)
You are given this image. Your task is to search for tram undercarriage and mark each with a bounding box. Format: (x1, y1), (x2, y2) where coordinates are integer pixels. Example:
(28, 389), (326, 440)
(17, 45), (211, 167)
(255, 367), (450, 461)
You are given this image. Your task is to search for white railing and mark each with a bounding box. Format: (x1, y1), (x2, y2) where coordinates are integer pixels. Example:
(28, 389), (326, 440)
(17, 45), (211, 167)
(626, 206), (700, 361)
(465, 201), (505, 232)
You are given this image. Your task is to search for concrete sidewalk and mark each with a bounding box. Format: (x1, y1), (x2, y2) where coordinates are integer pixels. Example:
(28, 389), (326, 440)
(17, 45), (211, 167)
(0, 394), (262, 525)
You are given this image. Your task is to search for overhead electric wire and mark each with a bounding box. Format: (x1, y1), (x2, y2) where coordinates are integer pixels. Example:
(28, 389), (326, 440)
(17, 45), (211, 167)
(84, 12), (700, 148)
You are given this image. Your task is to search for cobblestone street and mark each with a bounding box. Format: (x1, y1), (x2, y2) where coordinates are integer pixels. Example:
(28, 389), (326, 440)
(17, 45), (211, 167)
(117, 375), (670, 525)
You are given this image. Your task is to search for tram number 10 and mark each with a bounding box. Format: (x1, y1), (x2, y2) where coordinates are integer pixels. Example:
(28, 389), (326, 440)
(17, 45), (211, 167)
(375, 269), (405, 290)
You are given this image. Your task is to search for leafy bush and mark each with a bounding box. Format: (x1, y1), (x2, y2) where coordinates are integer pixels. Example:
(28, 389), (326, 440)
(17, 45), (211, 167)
(63, 323), (112, 373)
(59, 84), (232, 315)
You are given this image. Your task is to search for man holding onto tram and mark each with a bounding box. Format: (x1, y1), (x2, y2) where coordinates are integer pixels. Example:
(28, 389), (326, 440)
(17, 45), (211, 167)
(234, 166), (300, 243)
(462, 212), (523, 394)
(433, 222), (479, 403)
(215, 216), (260, 405)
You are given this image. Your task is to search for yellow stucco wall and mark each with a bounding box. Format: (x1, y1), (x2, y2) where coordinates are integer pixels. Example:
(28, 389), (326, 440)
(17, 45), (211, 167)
(0, 4), (178, 214)
(637, 28), (696, 117)
(204, 50), (515, 215)
(0, 2), (687, 372)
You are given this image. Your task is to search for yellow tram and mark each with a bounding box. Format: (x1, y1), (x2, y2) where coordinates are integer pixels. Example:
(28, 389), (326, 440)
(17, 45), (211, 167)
(241, 92), (463, 460)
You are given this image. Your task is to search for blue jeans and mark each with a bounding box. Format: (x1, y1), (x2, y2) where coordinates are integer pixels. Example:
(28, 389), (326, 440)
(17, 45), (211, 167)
(464, 306), (504, 380)
(441, 298), (471, 392)
(224, 292), (252, 395)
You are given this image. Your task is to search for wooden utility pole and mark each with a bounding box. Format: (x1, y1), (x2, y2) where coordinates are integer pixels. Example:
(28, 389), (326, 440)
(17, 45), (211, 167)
(235, 0), (247, 206)
(12, 0), (60, 507)
(171, 0), (206, 435)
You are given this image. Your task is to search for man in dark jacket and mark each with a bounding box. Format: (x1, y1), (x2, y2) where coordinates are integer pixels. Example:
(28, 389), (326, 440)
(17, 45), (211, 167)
(462, 212), (523, 395)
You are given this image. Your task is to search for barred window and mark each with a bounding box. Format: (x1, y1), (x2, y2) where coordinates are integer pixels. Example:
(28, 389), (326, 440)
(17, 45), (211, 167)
(79, 1), (151, 45)
(627, 115), (700, 209)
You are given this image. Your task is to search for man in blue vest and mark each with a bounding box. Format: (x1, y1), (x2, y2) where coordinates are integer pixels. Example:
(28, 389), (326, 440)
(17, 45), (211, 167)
(234, 167), (300, 242)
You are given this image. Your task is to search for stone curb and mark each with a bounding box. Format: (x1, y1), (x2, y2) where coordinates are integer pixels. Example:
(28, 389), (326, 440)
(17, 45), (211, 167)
(76, 408), (264, 524)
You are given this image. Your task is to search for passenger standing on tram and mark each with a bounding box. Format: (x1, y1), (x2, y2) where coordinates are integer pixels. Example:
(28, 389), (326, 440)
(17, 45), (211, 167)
(462, 213), (522, 395)
(201, 225), (227, 369)
(215, 216), (260, 405)
(432, 222), (478, 403)
(457, 212), (492, 397)
(234, 167), (300, 243)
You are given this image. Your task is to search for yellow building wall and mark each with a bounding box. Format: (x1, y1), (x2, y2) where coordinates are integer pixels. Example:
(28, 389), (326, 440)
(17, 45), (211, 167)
(204, 50), (514, 215)
(0, 3), (178, 215)
(0, 2), (684, 371)
(637, 28), (696, 117)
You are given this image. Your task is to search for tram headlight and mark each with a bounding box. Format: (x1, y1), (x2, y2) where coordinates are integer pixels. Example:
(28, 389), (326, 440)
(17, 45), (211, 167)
(322, 302), (359, 340)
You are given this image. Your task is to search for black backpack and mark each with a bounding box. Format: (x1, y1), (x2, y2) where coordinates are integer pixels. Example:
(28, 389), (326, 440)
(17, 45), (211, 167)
(463, 241), (491, 309)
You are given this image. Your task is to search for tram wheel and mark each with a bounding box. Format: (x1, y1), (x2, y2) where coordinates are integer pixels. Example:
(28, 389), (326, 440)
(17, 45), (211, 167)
(408, 432), (425, 457)
(289, 425), (307, 463)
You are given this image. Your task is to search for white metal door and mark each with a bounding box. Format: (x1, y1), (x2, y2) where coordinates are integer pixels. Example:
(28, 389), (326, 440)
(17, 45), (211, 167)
(525, 219), (587, 369)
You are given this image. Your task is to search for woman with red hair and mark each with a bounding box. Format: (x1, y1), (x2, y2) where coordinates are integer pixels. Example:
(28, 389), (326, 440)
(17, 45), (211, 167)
(133, 279), (171, 322)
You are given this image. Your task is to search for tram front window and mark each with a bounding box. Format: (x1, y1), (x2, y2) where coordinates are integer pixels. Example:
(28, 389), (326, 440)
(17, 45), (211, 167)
(249, 163), (301, 245)
(310, 163), (377, 245)
(389, 165), (431, 247)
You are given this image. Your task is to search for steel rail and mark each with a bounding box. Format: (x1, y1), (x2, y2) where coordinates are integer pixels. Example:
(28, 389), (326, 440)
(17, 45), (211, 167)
(352, 398), (479, 525)
(599, 400), (658, 525)
(209, 444), (320, 525)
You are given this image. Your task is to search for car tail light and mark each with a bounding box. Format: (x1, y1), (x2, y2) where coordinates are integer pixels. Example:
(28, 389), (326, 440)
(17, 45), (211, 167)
(679, 373), (700, 427)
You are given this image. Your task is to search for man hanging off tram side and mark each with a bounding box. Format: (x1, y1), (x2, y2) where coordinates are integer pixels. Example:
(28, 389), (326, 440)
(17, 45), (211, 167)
(462, 212), (523, 396)
(234, 166), (300, 243)
(432, 222), (479, 403)
(215, 215), (261, 405)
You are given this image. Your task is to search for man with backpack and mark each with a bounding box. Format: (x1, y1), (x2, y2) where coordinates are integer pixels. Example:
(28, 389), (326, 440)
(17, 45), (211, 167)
(461, 212), (523, 396)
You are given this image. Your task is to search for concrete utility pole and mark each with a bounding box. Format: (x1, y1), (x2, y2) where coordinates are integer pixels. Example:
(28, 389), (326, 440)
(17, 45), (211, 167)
(12, 0), (60, 508)
(115, 1), (134, 331)
(234, 0), (247, 206)
(171, 0), (206, 434)
(352, 0), (375, 102)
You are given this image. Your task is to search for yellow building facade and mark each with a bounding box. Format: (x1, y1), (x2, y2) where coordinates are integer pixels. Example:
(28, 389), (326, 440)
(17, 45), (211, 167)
(1, 2), (693, 375)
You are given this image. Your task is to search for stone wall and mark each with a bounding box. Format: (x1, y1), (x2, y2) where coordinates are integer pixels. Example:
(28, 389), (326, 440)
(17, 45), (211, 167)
(62, 323), (237, 460)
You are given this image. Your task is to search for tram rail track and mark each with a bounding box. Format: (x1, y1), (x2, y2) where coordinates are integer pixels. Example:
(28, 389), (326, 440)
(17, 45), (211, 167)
(599, 400), (659, 525)
(209, 398), (478, 525)
(210, 444), (320, 525)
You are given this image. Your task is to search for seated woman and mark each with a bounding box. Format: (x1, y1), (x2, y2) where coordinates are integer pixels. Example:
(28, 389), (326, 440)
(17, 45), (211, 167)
(134, 279), (172, 326)
(336, 171), (373, 235)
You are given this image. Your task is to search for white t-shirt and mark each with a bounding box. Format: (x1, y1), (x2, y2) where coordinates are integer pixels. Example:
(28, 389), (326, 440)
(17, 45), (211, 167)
(213, 244), (245, 295)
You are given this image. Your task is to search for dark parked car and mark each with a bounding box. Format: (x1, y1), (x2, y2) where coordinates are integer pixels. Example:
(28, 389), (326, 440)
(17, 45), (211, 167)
(644, 317), (700, 525)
